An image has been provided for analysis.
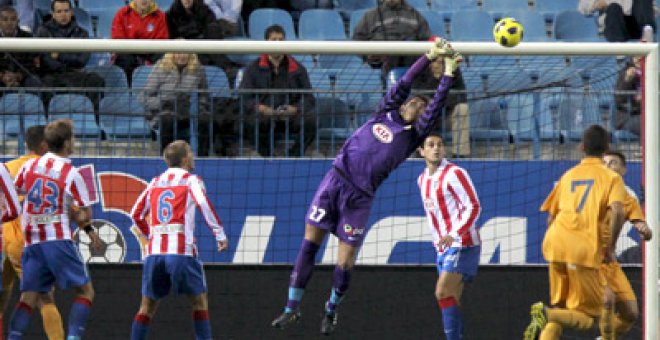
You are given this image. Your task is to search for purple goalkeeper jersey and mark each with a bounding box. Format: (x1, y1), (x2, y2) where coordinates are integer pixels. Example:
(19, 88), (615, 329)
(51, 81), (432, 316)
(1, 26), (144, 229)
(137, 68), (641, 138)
(332, 56), (454, 196)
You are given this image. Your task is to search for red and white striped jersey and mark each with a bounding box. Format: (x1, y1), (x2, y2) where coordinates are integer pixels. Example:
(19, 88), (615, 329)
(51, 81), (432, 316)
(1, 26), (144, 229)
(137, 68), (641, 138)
(0, 163), (21, 223)
(131, 167), (226, 257)
(14, 152), (92, 246)
(418, 159), (481, 254)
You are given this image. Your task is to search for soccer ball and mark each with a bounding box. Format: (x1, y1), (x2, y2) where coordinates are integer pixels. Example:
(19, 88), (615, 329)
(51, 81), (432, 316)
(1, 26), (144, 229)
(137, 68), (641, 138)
(493, 17), (524, 47)
(76, 219), (127, 263)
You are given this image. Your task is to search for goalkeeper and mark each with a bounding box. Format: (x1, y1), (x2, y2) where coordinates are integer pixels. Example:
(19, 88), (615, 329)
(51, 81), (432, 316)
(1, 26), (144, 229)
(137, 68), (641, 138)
(272, 37), (462, 335)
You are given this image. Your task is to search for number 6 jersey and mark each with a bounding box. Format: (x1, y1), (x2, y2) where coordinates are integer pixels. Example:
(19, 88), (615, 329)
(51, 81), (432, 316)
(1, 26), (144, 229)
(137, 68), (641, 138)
(131, 167), (226, 257)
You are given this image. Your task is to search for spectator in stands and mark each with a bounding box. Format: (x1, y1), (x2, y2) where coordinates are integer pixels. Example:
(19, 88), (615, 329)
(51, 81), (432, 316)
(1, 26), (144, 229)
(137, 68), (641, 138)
(614, 56), (641, 135)
(239, 24), (315, 157)
(578, 0), (656, 42)
(112, 0), (169, 84)
(0, 0), (34, 32)
(353, 0), (431, 80)
(35, 0), (104, 106)
(204, 0), (243, 37)
(139, 51), (220, 156)
(167, 0), (241, 86)
(0, 5), (40, 89)
(413, 57), (470, 158)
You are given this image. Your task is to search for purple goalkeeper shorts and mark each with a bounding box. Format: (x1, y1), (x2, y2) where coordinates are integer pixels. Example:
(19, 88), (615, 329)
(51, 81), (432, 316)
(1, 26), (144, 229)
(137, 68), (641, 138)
(21, 240), (90, 293)
(305, 168), (373, 247)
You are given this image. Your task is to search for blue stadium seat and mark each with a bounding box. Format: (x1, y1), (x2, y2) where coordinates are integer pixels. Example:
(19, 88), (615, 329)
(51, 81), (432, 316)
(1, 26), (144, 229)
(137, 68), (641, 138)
(418, 10), (446, 37)
(349, 9), (369, 37)
(469, 98), (511, 142)
(34, 0), (50, 11)
(248, 8), (297, 40)
(48, 94), (100, 138)
(204, 65), (231, 98)
(317, 54), (363, 69)
(450, 11), (493, 41)
(554, 93), (602, 140)
(292, 0), (334, 10)
(131, 65), (154, 91)
(335, 66), (383, 108)
(432, 0), (478, 11)
(505, 93), (561, 143)
(386, 67), (408, 90)
(298, 9), (347, 40)
(99, 93), (151, 140)
(77, 0), (121, 10)
(335, 0), (377, 11)
(92, 6), (122, 39)
(86, 52), (112, 67)
(482, 0), (529, 21)
(73, 8), (93, 35)
(316, 97), (352, 140)
(535, 0), (578, 22)
(406, 0), (430, 10)
(307, 68), (338, 94)
(155, 0), (173, 11)
(504, 10), (549, 41)
(0, 93), (46, 137)
(553, 10), (600, 41)
(86, 65), (129, 90)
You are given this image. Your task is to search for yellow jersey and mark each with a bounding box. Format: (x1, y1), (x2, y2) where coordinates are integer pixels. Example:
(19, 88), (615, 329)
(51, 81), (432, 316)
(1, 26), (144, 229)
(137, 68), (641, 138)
(3, 154), (39, 252)
(540, 157), (626, 268)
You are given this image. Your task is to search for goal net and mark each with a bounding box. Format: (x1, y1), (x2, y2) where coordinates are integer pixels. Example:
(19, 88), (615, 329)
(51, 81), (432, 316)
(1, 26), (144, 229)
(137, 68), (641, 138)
(0, 38), (656, 339)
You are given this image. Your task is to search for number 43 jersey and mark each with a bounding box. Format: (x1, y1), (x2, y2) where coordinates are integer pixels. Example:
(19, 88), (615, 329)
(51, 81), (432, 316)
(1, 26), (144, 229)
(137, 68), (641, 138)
(131, 167), (227, 257)
(15, 152), (92, 246)
(540, 157), (626, 268)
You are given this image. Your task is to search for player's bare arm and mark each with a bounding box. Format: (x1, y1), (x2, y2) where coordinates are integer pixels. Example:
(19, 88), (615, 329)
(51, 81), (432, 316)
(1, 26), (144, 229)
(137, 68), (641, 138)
(606, 201), (626, 262)
(633, 220), (652, 241)
(217, 240), (228, 252)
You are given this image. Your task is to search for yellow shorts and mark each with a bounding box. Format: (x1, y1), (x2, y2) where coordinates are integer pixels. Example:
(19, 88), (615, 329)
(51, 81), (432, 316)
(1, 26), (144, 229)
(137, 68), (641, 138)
(548, 262), (606, 317)
(602, 261), (636, 302)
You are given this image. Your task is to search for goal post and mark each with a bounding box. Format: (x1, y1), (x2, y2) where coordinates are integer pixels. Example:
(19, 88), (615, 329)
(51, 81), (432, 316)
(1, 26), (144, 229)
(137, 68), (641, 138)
(0, 39), (656, 338)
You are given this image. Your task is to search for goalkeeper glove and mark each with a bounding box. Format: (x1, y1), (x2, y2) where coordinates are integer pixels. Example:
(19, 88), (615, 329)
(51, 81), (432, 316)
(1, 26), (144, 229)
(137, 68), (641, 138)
(444, 50), (463, 77)
(425, 37), (449, 61)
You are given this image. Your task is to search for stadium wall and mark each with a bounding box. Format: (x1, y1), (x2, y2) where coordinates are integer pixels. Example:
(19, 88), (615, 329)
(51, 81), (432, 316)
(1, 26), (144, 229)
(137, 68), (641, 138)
(58, 158), (643, 265)
(15, 264), (642, 339)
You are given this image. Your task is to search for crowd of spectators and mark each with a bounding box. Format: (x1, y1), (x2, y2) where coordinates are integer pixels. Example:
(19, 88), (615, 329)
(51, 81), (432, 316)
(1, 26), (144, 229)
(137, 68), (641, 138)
(0, 0), (648, 158)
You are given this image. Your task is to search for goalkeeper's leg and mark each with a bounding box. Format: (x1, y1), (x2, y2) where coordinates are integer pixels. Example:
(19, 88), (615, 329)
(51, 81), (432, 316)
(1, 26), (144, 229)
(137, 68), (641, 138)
(321, 241), (357, 335)
(272, 225), (326, 329)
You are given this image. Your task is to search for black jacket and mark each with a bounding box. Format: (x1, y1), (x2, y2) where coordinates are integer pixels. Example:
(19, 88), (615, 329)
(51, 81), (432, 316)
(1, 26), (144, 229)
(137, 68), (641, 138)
(239, 55), (315, 114)
(166, 3), (216, 39)
(36, 18), (90, 73)
(0, 28), (38, 75)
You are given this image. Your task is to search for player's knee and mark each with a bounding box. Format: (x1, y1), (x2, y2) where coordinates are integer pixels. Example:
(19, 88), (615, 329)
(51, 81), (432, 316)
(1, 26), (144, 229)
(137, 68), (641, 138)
(191, 294), (208, 310)
(76, 283), (95, 301)
(435, 286), (454, 300)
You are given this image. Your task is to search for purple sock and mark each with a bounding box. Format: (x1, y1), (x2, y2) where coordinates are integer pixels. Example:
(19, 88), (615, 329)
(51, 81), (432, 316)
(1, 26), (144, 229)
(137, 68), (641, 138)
(8, 302), (33, 340)
(285, 239), (320, 311)
(325, 266), (352, 314)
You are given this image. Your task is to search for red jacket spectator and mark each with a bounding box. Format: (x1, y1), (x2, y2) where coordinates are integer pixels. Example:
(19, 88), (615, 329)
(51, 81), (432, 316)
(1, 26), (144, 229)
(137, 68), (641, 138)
(111, 1), (169, 40)
(111, 0), (169, 84)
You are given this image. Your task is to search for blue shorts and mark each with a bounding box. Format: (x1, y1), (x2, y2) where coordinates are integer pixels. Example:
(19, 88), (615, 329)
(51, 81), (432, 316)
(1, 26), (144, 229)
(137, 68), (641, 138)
(142, 255), (207, 300)
(305, 169), (373, 247)
(21, 240), (90, 293)
(436, 246), (481, 283)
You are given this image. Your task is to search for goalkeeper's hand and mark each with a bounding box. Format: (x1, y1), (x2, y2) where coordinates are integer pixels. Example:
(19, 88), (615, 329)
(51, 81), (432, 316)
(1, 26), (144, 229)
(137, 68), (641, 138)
(444, 49), (463, 77)
(425, 36), (450, 61)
